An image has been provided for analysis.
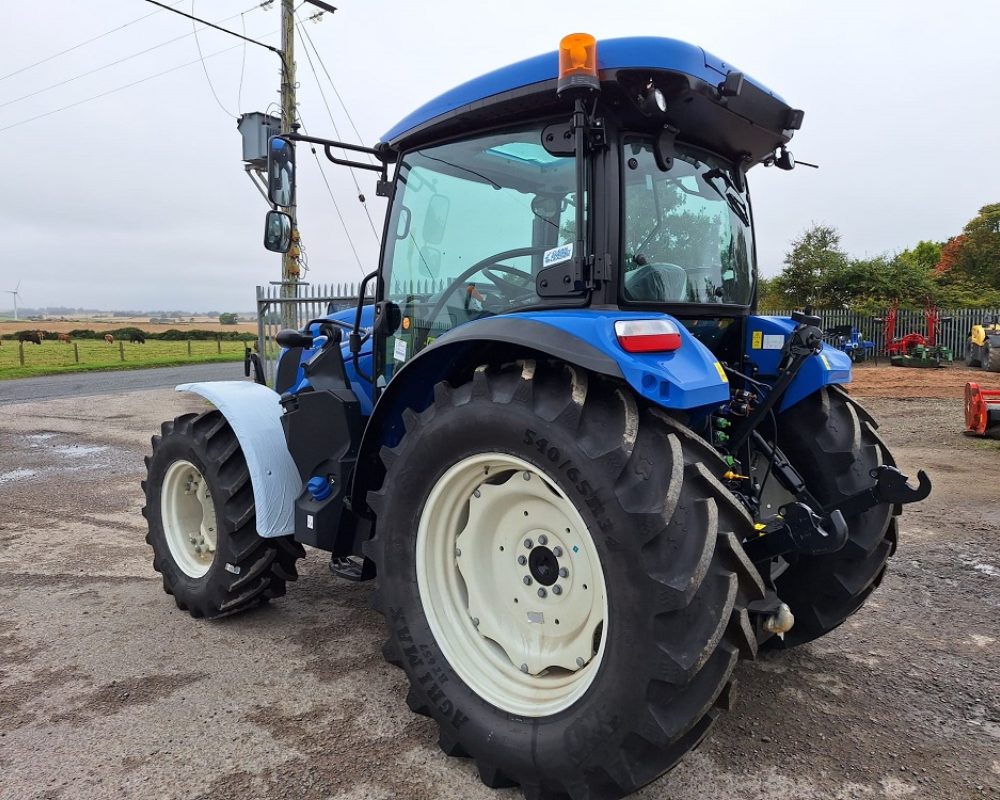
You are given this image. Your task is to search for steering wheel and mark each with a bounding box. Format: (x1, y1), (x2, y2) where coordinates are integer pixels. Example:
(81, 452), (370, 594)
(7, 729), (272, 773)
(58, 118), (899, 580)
(413, 246), (547, 350)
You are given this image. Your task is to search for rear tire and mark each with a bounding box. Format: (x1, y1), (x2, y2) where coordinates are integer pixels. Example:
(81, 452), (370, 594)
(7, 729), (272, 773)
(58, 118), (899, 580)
(966, 345), (982, 368)
(768, 387), (897, 648)
(142, 410), (304, 618)
(365, 361), (764, 799)
(985, 344), (1000, 372)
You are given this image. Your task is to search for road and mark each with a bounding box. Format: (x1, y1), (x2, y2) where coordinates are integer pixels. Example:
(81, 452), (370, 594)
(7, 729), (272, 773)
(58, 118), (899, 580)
(0, 362), (243, 405)
(0, 374), (997, 799)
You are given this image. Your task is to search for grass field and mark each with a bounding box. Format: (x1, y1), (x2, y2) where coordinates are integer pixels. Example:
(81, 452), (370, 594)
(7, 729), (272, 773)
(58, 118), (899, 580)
(0, 339), (247, 380)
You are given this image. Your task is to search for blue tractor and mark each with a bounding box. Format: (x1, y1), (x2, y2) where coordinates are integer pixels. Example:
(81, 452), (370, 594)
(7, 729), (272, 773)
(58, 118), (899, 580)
(823, 323), (876, 362)
(142, 34), (930, 799)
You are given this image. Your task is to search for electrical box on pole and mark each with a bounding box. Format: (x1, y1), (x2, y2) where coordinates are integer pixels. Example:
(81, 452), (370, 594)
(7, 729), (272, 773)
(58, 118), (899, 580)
(237, 113), (282, 167)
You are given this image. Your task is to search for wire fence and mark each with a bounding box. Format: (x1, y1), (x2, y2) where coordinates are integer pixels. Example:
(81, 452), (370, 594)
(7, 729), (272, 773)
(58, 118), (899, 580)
(0, 337), (246, 373)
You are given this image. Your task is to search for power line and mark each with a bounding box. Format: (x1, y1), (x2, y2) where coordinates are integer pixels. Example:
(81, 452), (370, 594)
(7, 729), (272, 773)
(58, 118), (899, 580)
(0, 0), (188, 84)
(295, 16), (381, 244)
(192, 0), (235, 118)
(296, 17), (371, 160)
(0, 41), (246, 134)
(298, 113), (367, 275)
(0, 3), (265, 111)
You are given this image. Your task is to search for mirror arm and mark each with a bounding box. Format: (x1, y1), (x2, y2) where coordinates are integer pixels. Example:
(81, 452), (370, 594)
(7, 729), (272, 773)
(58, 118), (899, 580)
(349, 269), (379, 384)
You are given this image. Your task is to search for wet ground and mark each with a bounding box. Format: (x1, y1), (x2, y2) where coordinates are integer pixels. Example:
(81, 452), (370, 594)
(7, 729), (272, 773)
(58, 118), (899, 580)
(0, 369), (998, 799)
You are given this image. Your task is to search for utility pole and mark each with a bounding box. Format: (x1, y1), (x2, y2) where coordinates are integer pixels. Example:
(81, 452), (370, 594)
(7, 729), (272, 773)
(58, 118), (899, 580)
(280, 0), (299, 320)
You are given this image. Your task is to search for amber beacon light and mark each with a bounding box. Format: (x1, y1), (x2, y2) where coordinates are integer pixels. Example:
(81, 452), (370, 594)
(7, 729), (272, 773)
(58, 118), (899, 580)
(557, 33), (599, 95)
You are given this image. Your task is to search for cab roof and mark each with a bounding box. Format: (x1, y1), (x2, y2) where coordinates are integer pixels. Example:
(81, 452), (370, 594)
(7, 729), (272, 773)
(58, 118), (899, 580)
(380, 36), (789, 149)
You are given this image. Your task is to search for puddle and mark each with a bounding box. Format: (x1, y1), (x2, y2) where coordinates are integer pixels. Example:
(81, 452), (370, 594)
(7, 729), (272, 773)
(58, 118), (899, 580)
(49, 445), (109, 458)
(0, 468), (39, 486)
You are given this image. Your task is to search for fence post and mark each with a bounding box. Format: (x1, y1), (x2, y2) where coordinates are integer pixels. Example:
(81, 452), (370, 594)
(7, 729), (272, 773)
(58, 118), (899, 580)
(187, 340), (192, 357)
(216, 336), (221, 354)
(73, 343), (79, 364)
(119, 340), (125, 362)
(18, 341), (24, 366)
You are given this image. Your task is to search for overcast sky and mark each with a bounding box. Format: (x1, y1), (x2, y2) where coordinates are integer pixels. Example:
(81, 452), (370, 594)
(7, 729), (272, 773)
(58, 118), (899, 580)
(1, 0), (998, 311)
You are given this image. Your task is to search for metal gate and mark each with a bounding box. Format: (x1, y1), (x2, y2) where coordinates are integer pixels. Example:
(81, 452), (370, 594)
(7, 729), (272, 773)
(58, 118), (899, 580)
(255, 282), (370, 384)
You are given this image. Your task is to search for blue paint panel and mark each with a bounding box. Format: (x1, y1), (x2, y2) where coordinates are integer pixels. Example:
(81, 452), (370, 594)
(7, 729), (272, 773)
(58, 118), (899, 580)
(381, 36), (785, 145)
(744, 315), (852, 412)
(450, 309), (731, 411)
(276, 305), (376, 415)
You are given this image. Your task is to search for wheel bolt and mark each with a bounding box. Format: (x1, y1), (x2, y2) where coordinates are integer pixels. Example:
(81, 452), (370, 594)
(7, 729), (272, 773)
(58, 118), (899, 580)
(559, 567), (569, 578)
(552, 585), (562, 595)
(472, 617), (480, 627)
(523, 575), (532, 586)
(523, 538), (533, 549)
(552, 546), (563, 557)
(473, 489), (481, 498)
(576, 657), (586, 668)
(537, 587), (547, 598)
(537, 534), (548, 546)
(517, 555), (527, 566)
(520, 663), (529, 672)
(522, 472), (531, 481)
(455, 548), (462, 557)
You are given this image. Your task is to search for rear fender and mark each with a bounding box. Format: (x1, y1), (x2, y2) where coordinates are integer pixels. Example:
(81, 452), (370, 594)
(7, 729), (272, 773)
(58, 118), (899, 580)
(177, 381), (299, 538)
(745, 315), (853, 411)
(351, 310), (731, 509)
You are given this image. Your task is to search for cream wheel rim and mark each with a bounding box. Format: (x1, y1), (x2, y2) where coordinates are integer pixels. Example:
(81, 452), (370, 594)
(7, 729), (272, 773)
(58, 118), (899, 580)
(416, 452), (608, 717)
(161, 459), (219, 579)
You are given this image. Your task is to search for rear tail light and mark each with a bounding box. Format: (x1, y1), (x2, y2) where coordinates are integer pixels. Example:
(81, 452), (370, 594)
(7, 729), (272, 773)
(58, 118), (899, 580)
(614, 319), (682, 353)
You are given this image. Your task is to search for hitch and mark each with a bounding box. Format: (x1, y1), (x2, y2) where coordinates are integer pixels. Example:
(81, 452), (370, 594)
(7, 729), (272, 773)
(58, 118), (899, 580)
(824, 465), (931, 519)
(742, 502), (848, 562)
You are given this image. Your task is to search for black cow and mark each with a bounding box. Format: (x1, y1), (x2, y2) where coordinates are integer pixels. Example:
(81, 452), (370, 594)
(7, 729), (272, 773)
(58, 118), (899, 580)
(129, 332), (146, 344)
(18, 331), (42, 345)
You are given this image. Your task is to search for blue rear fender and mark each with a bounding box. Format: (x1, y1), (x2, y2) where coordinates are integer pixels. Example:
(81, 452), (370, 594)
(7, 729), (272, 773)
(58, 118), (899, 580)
(745, 315), (852, 411)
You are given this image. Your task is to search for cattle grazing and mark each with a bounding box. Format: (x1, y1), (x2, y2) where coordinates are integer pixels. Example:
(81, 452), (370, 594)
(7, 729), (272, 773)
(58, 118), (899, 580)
(18, 331), (42, 345)
(58, 333), (71, 344)
(129, 332), (146, 344)
(104, 334), (115, 345)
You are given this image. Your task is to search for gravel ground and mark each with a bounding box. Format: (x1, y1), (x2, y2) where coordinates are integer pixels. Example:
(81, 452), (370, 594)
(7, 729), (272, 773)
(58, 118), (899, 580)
(1, 372), (998, 800)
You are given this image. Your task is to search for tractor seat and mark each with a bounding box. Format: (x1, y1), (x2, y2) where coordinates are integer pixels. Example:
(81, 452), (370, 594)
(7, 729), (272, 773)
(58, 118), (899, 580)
(624, 263), (688, 303)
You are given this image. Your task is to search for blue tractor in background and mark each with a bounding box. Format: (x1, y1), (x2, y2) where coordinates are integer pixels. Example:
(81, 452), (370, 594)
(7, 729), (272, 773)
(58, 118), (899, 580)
(142, 34), (930, 799)
(824, 323), (876, 362)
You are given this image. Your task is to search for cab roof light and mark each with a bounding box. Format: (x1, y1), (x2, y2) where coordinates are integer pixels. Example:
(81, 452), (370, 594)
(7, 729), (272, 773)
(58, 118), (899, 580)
(557, 33), (599, 96)
(614, 319), (683, 353)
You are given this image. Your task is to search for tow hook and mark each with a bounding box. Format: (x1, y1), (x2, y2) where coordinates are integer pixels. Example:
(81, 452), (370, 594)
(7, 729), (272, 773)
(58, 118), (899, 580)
(742, 502), (848, 562)
(824, 465), (932, 518)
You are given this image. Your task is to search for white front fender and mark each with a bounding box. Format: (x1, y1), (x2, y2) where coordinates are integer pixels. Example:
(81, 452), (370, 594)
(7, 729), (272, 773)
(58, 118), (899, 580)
(177, 381), (300, 538)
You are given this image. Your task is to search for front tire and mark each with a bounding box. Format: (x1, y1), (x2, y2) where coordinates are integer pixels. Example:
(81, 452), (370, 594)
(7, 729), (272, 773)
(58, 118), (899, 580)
(142, 410), (304, 618)
(985, 343), (1000, 372)
(769, 387), (897, 647)
(365, 361), (763, 799)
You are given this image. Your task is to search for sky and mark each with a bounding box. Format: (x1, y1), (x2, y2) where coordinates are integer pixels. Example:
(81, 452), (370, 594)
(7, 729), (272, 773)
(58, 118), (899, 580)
(1, 0), (998, 312)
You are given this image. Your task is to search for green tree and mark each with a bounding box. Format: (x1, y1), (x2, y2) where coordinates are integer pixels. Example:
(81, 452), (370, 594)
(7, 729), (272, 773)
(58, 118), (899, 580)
(770, 224), (848, 308)
(218, 312), (239, 325)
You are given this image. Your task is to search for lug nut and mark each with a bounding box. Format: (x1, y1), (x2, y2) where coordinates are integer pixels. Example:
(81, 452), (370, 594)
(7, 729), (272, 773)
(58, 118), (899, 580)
(523, 575), (533, 586)
(537, 588), (547, 598)
(522, 472), (531, 481)
(552, 585), (562, 595)
(520, 663), (529, 673)
(517, 555), (527, 566)
(552, 546), (563, 557)
(537, 534), (548, 546)
(523, 538), (533, 549)
(576, 657), (586, 668)
(455, 548), (462, 557)
(559, 567), (569, 578)
(472, 617), (480, 627)
(473, 489), (481, 498)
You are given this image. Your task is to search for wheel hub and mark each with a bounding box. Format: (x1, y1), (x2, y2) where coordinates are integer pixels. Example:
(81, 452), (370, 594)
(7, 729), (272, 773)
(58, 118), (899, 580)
(161, 460), (218, 578)
(417, 453), (608, 717)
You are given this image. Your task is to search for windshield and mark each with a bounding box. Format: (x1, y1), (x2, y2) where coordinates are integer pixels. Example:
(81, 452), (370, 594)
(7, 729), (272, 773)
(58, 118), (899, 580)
(379, 125), (579, 379)
(621, 137), (754, 306)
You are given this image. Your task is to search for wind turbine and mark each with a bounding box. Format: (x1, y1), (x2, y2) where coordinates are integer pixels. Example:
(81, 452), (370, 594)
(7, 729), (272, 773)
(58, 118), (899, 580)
(5, 280), (21, 321)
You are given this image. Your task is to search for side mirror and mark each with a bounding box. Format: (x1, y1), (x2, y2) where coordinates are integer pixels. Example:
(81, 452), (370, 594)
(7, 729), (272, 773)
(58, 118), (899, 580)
(267, 136), (296, 207)
(263, 209), (292, 253)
